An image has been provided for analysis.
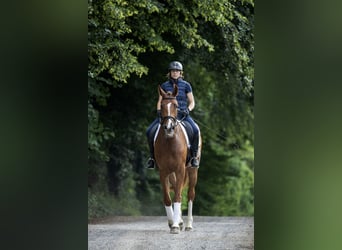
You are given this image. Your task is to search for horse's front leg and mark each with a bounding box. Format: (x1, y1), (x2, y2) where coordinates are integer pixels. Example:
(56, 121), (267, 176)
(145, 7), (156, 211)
(185, 168), (198, 231)
(170, 168), (185, 234)
(160, 173), (173, 228)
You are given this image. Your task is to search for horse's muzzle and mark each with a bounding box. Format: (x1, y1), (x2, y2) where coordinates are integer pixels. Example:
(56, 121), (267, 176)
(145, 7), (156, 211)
(162, 116), (177, 137)
(163, 124), (175, 137)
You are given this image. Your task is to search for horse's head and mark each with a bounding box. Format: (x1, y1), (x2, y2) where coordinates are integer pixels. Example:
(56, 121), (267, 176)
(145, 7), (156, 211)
(159, 84), (179, 138)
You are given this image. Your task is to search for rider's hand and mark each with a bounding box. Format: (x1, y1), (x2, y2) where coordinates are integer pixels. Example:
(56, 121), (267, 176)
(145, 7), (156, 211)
(182, 108), (189, 117)
(184, 108), (190, 116)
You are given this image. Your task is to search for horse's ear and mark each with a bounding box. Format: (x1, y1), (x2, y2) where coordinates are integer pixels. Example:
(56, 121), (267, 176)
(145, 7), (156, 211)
(173, 84), (178, 97)
(159, 85), (166, 97)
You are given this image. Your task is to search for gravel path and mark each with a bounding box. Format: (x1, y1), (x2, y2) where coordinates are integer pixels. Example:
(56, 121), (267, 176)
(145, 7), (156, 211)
(88, 216), (254, 250)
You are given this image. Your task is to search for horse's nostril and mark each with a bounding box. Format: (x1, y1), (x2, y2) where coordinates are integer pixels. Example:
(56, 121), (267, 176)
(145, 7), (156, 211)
(164, 125), (167, 130)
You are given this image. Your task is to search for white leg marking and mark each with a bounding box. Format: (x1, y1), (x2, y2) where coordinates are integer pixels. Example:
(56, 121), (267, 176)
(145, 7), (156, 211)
(186, 201), (193, 229)
(172, 202), (182, 227)
(165, 205), (174, 221)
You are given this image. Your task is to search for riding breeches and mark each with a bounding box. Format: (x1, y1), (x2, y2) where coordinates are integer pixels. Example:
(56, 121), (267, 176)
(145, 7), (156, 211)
(182, 116), (200, 155)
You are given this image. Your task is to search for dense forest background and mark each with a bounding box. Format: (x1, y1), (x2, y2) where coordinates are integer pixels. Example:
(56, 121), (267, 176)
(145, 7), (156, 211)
(88, 0), (254, 219)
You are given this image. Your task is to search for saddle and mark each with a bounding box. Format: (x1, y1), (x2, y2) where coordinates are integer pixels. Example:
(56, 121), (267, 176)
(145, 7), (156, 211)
(180, 120), (194, 165)
(180, 120), (193, 147)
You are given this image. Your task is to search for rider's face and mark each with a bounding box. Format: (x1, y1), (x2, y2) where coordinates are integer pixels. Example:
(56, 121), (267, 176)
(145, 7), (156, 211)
(170, 70), (181, 79)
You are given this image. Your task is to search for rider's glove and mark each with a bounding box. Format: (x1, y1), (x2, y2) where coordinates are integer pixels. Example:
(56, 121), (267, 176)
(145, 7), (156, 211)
(179, 108), (189, 118)
(184, 108), (190, 116)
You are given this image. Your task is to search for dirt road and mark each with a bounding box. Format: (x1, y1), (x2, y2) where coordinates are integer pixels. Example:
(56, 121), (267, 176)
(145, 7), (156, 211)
(88, 216), (254, 250)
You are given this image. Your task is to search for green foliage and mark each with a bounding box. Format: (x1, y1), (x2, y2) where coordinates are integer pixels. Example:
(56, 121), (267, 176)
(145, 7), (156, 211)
(88, 189), (141, 220)
(196, 143), (254, 216)
(88, 0), (254, 218)
(88, 101), (114, 162)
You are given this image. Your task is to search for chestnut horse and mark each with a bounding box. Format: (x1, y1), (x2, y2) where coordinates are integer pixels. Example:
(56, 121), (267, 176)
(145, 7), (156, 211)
(154, 84), (201, 234)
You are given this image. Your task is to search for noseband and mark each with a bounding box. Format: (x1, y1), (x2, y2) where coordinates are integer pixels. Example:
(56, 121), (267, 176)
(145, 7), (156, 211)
(160, 116), (178, 127)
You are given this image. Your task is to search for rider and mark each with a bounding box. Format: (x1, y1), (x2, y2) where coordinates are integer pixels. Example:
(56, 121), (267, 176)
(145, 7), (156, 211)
(146, 61), (200, 169)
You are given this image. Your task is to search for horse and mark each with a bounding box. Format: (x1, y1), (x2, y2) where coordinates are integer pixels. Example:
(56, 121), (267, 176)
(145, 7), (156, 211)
(154, 84), (201, 234)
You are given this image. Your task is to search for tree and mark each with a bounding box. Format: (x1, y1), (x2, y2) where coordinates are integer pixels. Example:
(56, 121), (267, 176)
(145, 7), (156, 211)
(88, 0), (254, 217)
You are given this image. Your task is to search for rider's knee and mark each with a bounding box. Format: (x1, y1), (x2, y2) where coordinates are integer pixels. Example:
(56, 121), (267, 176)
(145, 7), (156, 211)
(192, 125), (199, 135)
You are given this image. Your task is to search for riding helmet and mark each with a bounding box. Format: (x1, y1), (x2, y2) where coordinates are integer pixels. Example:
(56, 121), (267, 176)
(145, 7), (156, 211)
(168, 61), (183, 71)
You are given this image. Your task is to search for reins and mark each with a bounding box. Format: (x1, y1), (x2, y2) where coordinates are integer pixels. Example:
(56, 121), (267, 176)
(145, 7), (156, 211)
(160, 115), (178, 126)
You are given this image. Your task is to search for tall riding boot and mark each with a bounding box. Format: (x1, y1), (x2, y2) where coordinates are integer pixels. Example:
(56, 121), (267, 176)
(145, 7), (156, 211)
(190, 134), (200, 168)
(147, 139), (155, 169)
(147, 124), (159, 169)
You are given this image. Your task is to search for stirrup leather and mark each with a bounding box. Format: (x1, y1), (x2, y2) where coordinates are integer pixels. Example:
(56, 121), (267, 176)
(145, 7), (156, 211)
(147, 158), (155, 168)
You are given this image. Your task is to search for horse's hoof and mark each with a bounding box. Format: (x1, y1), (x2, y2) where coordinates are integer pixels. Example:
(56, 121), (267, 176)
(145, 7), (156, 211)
(185, 227), (193, 231)
(170, 226), (180, 234)
(168, 220), (173, 229)
(179, 222), (184, 231)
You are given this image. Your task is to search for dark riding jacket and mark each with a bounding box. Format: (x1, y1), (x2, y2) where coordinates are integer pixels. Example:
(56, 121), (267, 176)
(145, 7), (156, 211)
(160, 78), (192, 111)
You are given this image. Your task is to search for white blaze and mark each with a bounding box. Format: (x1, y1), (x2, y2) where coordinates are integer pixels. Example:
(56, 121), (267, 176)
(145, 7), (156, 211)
(167, 102), (172, 116)
(166, 103), (172, 129)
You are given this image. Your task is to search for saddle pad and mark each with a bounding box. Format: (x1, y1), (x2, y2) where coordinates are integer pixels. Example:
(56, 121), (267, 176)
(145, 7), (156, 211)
(153, 123), (190, 148)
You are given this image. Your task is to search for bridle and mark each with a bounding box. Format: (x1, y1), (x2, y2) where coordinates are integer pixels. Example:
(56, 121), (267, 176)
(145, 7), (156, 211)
(160, 96), (179, 130)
